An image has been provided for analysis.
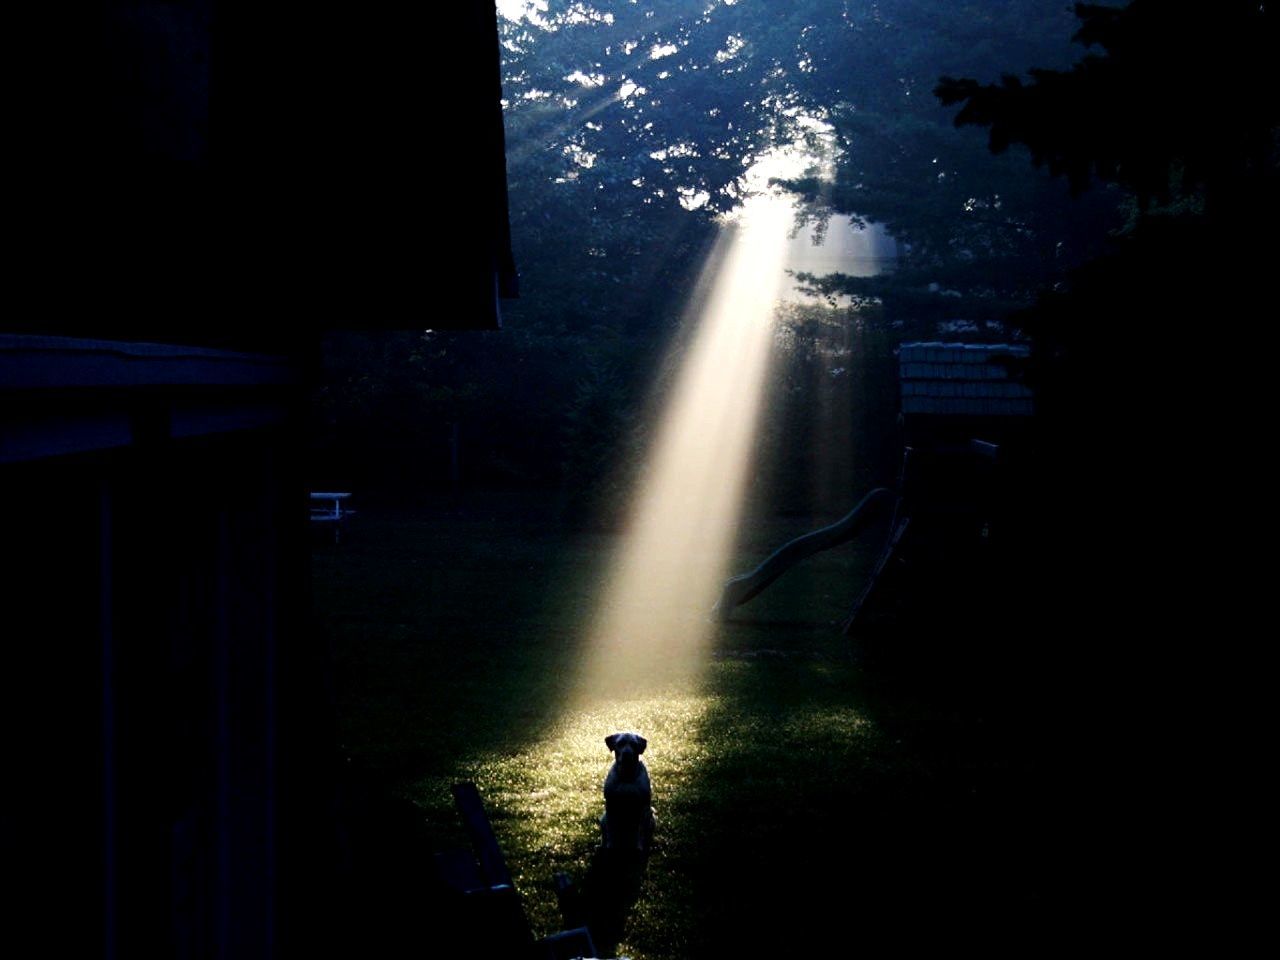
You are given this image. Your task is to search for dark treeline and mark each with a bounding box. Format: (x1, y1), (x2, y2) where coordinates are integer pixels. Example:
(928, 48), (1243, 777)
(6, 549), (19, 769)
(313, 0), (1110, 516)
(935, 1), (1276, 928)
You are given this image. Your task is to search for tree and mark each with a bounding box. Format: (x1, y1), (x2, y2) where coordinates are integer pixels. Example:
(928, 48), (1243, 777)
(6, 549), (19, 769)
(924, 10), (1279, 916)
(776, 0), (1122, 322)
(936, 2), (1278, 223)
(928, 0), (1278, 409)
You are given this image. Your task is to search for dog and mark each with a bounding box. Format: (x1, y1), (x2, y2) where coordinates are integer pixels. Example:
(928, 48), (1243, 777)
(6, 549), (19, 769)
(599, 732), (655, 854)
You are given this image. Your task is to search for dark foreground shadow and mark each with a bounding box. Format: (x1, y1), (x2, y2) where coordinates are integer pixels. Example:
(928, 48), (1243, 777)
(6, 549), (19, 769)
(558, 845), (650, 957)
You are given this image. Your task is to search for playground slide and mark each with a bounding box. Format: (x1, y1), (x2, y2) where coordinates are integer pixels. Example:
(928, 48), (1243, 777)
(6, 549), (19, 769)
(714, 487), (896, 617)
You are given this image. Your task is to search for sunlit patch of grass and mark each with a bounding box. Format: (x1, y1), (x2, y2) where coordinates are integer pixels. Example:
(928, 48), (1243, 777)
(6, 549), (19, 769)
(427, 686), (714, 953)
(781, 704), (872, 742)
(412, 660), (882, 959)
(320, 506), (908, 957)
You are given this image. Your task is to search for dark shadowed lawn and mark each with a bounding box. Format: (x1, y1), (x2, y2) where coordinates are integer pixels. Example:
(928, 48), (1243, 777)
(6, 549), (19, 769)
(313, 497), (1067, 957)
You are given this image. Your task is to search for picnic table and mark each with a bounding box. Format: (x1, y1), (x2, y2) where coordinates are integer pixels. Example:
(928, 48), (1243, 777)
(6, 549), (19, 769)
(310, 492), (354, 543)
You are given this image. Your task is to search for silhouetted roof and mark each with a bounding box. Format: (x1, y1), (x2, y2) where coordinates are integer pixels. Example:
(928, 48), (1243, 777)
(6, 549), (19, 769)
(0, 334), (298, 463)
(898, 342), (1033, 417)
(10, 5), (516, 347)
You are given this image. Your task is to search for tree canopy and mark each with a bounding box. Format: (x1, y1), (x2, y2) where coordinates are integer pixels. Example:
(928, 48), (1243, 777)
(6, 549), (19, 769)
(937, 2), (1278, 221)
(316, 1), (1177, 500)
(497, 0), (1110, 331)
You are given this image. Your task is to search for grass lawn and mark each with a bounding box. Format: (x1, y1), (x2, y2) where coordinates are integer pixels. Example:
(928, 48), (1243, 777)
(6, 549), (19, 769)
(313, 496), (1069, 956)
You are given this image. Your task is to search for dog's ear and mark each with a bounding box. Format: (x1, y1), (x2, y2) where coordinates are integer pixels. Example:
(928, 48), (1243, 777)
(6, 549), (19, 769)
(635, 735), (647, 754)
(605, 734), (619, 752)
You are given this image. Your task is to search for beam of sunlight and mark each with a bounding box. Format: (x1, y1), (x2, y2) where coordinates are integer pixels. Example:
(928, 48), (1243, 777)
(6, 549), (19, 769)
(431, 140), (889, 956)
(574, 189), (792, 699)
(436, 676), (875, 953)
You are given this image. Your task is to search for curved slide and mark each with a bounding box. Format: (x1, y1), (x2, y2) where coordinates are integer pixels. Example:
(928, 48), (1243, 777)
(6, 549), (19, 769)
(714, 487), (897, 617)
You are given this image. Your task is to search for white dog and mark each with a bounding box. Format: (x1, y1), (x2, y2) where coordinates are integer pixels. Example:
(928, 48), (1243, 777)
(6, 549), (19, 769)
(600, 732), (655, 854)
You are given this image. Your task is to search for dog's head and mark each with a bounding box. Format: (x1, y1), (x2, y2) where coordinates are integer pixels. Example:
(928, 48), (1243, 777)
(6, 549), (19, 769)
(605, 731), (647, 775)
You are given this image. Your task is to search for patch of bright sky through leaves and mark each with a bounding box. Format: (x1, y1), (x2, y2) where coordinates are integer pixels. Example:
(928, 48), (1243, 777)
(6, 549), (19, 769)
(497, 0), (896, 299)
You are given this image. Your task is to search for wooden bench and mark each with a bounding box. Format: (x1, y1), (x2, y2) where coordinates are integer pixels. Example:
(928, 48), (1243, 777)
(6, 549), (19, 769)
(435, 782), (597, 959)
